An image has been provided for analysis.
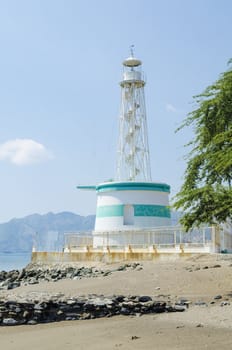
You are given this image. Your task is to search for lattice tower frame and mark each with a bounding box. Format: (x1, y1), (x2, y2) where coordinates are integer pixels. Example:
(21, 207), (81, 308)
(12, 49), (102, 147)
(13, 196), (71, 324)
(116, 54), (152, 181)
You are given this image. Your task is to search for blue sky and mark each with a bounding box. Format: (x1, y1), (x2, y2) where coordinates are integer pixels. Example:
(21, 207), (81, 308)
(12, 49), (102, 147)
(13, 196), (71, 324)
(0, 0), (231, 223)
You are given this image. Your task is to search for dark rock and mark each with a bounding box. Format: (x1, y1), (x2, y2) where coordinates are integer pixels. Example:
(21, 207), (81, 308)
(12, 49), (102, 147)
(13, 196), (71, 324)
(103, 271), (111, 277)
(174, 305), (186, 312)
(17, 268), (26, 280)
(7, 270), (19, 282)
(131, 336), (140, 340)
(165, 305), (176, 312)
(117, 265), (126, 271)
(152, 302), (166, 313)
(11, 281), (21, 288)
(214, 295), (222, 300)
(138, 296), (152, 303)
(3, 318), (18, 326)
(114, 295), (125, 302)
(176, 299), (191, 308)
(194, 301), (207, 306)
(136, 266), (143, 271)
(120, 307), (130, 315)
(27, 320), (37, 325)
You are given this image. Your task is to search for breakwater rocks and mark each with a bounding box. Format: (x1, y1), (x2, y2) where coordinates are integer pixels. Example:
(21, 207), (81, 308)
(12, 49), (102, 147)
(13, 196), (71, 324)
(0, 294), (185, 326)
(0, 263), (142, 290)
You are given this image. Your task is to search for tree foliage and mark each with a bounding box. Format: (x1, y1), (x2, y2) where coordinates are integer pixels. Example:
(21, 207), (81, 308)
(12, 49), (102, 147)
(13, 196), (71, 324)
(173, 60), (232, 230)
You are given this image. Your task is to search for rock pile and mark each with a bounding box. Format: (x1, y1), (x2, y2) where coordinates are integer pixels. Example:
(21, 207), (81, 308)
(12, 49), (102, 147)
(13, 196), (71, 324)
(0, 294), (184, 326)
(0, 263), (142, 290)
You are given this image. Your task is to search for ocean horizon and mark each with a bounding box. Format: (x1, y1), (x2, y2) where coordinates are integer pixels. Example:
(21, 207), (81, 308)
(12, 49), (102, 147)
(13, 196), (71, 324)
(0, 252), (31, 272)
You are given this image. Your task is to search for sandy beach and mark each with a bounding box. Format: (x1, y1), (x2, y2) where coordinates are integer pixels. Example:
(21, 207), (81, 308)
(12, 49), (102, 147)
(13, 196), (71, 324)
(1, 254), (232, 349)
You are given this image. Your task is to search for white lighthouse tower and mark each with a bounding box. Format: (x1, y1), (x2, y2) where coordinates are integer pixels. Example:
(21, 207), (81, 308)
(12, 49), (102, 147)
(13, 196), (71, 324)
(78, 49), (171, 247)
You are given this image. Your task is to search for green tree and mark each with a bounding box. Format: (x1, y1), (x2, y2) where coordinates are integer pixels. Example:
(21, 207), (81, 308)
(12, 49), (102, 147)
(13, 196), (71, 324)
(173, 59), (232, 230)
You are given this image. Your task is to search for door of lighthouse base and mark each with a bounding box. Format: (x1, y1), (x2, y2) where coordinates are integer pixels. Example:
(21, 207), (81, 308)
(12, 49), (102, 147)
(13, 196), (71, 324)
(123, 205), (134, 225)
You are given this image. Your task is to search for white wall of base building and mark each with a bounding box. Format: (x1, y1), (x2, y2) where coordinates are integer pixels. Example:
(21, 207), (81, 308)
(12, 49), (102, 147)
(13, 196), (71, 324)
(96, 190), (169, 206)
(94, 216), (170, 231)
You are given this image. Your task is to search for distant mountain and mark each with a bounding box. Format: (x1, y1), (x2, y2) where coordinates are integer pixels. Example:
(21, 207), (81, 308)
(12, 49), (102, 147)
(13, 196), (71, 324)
(0, 212), (95, 253)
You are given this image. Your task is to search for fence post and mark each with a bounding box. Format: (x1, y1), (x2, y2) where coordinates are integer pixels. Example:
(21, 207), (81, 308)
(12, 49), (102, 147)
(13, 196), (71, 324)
(211, 225), (217, 253)
(222, 227), (225, 251)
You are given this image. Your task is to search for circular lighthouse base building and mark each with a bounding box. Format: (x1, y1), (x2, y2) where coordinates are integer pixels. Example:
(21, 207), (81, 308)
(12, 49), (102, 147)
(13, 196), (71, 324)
(93, 181), (171, 247)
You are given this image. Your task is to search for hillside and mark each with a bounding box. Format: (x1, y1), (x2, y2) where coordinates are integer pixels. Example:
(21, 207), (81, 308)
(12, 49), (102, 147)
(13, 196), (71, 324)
(0, 212), (95, 253)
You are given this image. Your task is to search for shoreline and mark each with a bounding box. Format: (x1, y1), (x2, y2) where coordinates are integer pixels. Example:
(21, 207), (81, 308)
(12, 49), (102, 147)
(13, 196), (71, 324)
(1, 254), (232, 349)
(1, 310), (232, 350)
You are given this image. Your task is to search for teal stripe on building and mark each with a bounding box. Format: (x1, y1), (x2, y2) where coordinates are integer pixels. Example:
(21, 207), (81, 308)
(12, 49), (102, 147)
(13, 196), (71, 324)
(96, 182), (170, 193)
(96, 205), (124, 218)
(96, 204), (170, 218)
(134, 204), (170, 218)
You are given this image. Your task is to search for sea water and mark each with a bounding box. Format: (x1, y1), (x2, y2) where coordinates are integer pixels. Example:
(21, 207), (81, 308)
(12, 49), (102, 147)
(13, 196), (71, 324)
(0, 252), (31, 271)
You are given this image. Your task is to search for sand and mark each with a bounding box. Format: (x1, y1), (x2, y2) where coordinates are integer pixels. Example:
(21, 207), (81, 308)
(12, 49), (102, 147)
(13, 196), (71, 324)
(1, 254), (232, 349)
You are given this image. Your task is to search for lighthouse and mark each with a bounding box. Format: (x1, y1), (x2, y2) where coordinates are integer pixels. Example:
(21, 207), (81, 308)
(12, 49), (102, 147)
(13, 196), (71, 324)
(116, 48), (151, 182)
(78, 49), (171, 247)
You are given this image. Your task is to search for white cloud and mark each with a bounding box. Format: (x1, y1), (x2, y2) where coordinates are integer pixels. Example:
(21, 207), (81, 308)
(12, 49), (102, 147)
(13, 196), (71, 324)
(0, 139), (53, 165)
(166, 103), (178, 113)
